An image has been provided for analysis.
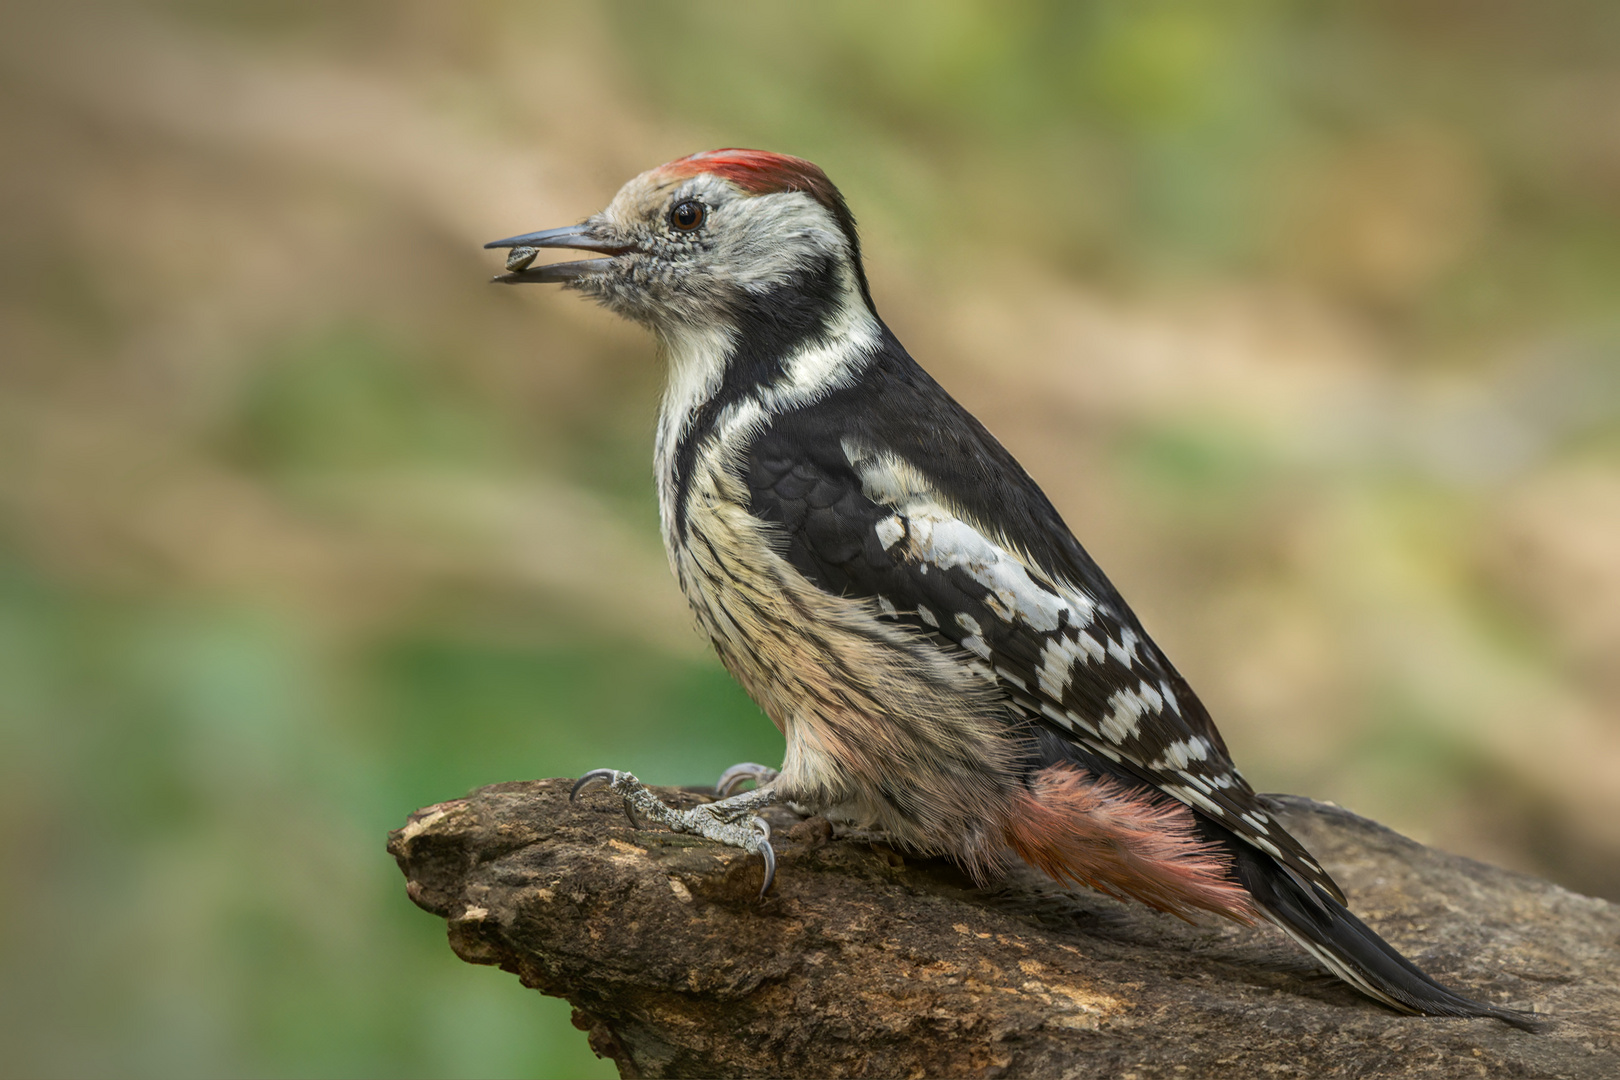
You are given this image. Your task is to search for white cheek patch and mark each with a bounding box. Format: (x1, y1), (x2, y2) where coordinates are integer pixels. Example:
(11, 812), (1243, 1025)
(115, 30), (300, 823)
(716, 191), (849, 294)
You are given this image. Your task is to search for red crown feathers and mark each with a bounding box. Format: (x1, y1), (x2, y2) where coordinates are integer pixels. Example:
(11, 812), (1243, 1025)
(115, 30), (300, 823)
(658, 149), (841, 213)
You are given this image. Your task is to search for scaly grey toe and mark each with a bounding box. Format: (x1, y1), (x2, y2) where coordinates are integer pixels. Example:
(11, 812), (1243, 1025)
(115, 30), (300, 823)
(572, 769), (780, 897)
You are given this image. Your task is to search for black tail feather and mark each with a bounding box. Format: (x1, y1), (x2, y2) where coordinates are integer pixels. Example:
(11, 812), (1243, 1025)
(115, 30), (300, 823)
(1230, 838), (1541, 1030)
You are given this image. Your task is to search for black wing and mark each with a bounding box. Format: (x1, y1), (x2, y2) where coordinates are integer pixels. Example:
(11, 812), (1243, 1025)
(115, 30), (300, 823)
(744, 328), (1343, 901)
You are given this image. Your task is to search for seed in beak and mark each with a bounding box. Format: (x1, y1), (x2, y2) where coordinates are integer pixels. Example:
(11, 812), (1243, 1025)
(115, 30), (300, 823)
(505, 246), (539, 272)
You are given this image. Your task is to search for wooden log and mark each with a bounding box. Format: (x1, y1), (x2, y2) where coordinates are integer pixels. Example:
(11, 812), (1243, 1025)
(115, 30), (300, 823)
(390, 780), (1619, 1079)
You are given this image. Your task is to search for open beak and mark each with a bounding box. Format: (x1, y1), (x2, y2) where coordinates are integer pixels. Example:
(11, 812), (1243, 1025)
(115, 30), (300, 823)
(483, 224), (630, 284)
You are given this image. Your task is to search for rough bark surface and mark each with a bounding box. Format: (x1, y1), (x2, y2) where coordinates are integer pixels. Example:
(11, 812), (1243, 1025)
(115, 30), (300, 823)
(390, 780), (1618, 1079)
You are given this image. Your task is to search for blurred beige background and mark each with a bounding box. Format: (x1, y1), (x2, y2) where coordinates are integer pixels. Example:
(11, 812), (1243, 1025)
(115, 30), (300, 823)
(3, 2), (1618, 1076)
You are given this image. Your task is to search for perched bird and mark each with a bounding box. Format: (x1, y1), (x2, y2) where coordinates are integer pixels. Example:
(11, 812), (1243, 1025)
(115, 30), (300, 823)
(486, 149), (1531, 1027)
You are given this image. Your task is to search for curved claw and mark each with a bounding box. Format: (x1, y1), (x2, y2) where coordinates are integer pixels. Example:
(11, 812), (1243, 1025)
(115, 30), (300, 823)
(753, 821), (777, 900)
(571, 769), (621, 802)
(716, 762), (779, 797)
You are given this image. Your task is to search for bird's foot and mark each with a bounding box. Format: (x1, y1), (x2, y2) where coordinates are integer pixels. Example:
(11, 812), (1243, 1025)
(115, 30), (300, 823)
(571, 769), (778, 898)
(715, 761), (780, 796)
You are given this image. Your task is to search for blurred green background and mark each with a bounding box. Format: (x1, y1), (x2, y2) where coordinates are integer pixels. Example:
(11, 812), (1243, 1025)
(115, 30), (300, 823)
(3, 1), (1619, 1076)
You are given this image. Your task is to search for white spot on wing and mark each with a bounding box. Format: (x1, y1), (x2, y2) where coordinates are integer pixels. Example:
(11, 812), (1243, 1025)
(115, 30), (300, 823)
(1040, 703), (1075, 731)
(1106, 629), (1140, 669)
(1099, 687), (1148, 743)
(1177, 785), (1227, 820)
(1065, 709), (1099, 737)
(916, 518), (1067, 633)
(1075, 631), (1105, 664)
(841, 452), (1105, 642)
(1156, 737), (1212, 770)
(1251, 834), (1284, 859)
(1038, 638), (1074, 699)
(965, 660), (998, 684)
(1159, 680), (1180, 716)
(995, 665), (1028, 691)
(874, 514), (905, 551)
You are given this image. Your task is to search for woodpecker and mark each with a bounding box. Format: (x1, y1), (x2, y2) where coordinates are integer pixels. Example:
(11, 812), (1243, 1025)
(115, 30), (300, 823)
(486, 149), (1532, 1027)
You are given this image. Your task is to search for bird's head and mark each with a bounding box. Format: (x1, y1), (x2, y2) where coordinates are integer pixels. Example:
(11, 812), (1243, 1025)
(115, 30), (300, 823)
(486, 149), (874, 334)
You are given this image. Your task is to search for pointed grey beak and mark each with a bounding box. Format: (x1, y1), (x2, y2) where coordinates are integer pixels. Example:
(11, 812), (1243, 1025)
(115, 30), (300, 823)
(483, 224), (629, 284)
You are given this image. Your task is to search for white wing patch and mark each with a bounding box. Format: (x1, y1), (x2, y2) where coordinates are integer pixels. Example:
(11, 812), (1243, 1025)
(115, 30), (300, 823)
(1099, 686), (1151, 743)
(837, 444), (1328, 881)
(1107, 629), (1140, 668)
(954, 612), (990, 659)
(907, 516), (1075, 634)
(875, 514), (905, 551)
(845, 446), (1178, 755)
(1038, 638), (1075, 698)
(1155, 736), (1213, 770)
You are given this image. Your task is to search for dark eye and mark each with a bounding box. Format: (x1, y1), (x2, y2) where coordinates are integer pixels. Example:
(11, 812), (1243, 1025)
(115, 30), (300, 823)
(670, 200), (705, 232)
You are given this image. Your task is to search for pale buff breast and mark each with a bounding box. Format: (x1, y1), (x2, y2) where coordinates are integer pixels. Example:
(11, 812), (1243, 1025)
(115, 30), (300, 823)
(665, 443), (1030, 874)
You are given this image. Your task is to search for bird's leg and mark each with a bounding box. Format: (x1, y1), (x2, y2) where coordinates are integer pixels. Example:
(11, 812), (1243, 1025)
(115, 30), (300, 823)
(571, 769), (778, 898)
(715, 761), (780, 797)
(717, 762), (819, 818)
